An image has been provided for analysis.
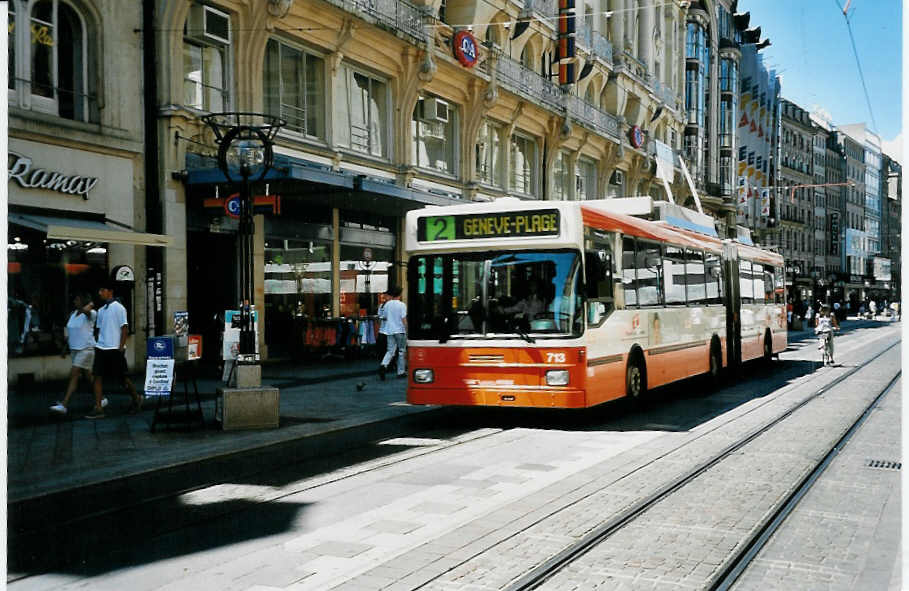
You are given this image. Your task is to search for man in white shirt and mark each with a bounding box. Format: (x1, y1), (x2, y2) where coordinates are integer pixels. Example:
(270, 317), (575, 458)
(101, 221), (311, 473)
(50, 293), (108, 415)
(379, 286), (407, 380)
(88, 280), (143, 418)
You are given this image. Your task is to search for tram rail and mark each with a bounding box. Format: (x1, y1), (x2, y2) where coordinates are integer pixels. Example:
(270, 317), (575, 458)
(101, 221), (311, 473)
(501, 340), (901, 591)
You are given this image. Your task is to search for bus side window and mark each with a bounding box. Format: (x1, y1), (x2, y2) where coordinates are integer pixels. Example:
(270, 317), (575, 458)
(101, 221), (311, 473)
(685, 249), (707, 305)
(705, 251), (723, 304)
(663, 246), (686, 305)
(740, 260), (755, 304)
(622, 237), (638, 308)
(585, 241), (614, 325)
(773, 266), (785, 304)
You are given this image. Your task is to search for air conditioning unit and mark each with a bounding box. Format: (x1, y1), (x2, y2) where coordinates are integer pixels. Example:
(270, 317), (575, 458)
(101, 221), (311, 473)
(421, 97), (449, 124)
(187, 4), (231, 45)
(610, 170), (625, 186)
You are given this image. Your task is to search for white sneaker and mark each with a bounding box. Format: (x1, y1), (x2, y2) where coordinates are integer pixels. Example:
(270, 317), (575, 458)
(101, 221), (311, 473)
(50, 402), (67, 414)
(101, 397), (109, 408)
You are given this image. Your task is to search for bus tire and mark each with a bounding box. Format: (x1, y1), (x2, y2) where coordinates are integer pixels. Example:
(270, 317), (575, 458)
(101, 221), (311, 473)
(763, 330), (773, 365)
(708, 339), (723, 389)
(626, 350), (646, 400)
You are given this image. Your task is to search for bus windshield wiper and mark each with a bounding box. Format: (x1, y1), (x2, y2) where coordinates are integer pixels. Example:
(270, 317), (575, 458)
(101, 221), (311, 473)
(514, 327), (536, 344)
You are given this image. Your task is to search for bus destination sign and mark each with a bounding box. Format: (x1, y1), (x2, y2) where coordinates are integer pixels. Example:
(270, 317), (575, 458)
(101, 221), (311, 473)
(419, 209), (560, 241)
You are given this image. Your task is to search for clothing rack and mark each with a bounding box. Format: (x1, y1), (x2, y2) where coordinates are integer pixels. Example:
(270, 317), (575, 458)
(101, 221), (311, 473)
(299, 315), (382, 360)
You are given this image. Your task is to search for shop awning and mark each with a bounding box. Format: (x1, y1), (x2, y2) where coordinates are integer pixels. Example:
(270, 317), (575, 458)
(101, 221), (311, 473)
(185, 156), (355, 189)
(9, 212), (171, 247)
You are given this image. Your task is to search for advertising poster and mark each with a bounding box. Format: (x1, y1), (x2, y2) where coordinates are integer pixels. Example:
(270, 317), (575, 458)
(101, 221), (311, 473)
(144, 359), (175, 396)
(222, 309), (259, 361)
(187, 334), (203, 360)
(145, 335), (175, 396)
(173, 311), (189, 347)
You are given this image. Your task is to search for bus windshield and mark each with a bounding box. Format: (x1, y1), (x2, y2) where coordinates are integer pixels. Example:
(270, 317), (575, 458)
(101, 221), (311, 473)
(408, 250), (583, 341)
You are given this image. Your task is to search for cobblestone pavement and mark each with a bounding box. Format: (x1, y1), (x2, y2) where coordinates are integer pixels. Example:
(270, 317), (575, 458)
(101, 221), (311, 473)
(533, 345), (900, 590)
(732, 378), (901, 591)
(9, 323), (901, 591)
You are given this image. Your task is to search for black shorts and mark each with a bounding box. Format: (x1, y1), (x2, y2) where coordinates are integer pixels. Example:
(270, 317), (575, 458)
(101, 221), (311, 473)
(93, 348), (127, 378)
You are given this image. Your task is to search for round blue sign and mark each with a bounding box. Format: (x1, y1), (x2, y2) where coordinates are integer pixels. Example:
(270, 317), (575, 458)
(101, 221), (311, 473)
(629, 125), (644, 149)
(453, 30), (479, 68)
(224, 194), (241, 219)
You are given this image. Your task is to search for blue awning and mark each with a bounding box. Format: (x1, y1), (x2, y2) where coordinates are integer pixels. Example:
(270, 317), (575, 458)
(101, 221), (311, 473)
(184, 153), (461, 209)
(185, 154), (355, 189)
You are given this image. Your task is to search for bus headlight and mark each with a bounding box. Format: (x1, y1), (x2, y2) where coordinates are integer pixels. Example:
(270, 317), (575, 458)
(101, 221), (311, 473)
(413, 369), (434, 383)
(546, 370), (570, 386)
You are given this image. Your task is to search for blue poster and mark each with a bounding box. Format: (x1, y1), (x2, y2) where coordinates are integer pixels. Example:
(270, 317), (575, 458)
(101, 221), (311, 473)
(147, 335), (174, 359)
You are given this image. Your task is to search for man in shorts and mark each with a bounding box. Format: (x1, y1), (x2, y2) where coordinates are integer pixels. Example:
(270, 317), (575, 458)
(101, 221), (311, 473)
(50, 293), (108, 414)
(87, 280), (143, 418)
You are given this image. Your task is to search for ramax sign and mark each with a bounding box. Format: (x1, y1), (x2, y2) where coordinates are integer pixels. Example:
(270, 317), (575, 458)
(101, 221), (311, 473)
(8, 151), (99, 199)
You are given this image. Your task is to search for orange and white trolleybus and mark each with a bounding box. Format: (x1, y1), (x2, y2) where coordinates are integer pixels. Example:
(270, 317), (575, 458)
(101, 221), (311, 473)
(404, 198), (787, 408)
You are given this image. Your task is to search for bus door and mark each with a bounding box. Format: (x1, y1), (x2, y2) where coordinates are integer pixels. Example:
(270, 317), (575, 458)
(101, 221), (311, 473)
(722, 242), (742, 367)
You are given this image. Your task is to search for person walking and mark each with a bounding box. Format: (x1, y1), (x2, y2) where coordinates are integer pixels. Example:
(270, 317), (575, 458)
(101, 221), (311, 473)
(378, 286), (407, 380)
(50, 293), (108, 415)
(87, 280), (143, 418)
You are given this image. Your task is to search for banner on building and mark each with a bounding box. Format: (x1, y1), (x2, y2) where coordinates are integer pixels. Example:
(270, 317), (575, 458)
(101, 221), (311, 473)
(873, 257), (891, 281)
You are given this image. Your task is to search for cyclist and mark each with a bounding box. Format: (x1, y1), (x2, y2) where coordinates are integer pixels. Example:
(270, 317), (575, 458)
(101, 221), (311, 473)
(815, 304), (839, 365)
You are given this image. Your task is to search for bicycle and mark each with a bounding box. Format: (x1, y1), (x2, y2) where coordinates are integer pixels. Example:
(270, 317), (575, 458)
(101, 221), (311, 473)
(816, 327), (838, 366)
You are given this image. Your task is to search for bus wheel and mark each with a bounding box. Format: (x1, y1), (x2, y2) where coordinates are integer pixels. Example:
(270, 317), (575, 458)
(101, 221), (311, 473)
(626, 354), (646, 400)
(763, 331), (773, 365)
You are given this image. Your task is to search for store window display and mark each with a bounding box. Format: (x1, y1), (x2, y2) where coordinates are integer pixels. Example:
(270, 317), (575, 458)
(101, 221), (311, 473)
(8, 226), (109, 357)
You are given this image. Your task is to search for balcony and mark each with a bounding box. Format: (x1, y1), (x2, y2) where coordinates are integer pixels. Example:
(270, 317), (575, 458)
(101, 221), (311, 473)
(566, 94), (620, 138)
(525, 0), (557, 19)
(591, 31), (614, 65)
(647, 75), (678, 108)
(483, 50), (620, 141)
(324, 0), (426, 44)
(492, 51), (564, 113)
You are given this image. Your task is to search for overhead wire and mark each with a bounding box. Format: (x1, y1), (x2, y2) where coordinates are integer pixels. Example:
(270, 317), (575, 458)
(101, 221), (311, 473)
(833, 0), (878, 133)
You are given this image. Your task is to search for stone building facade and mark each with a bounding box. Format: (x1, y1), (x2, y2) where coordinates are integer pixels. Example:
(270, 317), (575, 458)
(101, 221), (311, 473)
(7, 0), (168, 382)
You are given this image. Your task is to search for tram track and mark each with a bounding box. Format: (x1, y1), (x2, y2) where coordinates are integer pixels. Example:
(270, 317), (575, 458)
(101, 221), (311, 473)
(9, 328), (899, 587)
(495, 339), (901, 591)
(711, 371), (901, 590)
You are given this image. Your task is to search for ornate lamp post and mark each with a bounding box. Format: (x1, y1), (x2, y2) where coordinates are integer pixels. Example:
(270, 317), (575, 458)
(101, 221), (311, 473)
(203, 112), (285, 362)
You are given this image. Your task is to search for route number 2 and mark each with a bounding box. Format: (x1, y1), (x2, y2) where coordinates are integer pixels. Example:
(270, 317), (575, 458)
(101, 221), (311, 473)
(426, 216), (455, 241)
(546, 352), (566, 363)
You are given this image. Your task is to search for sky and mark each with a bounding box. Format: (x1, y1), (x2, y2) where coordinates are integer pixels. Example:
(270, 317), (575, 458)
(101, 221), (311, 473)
(740, 0), (902, 159)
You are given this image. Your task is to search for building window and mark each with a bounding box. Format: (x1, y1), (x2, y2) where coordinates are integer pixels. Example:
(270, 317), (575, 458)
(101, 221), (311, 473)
(576, 157), (597, 200)
(338, 67), (388, 158)
(412, 95), (457, 175)
(8, 225), (109, 358)
(183, 4), (231, 112)
(552, 150), (570, 200)
(9, 0), (93, 121)
(263, 39), (324, 138)
(476, 119), (504, 187)
(510, 133), (538, 197)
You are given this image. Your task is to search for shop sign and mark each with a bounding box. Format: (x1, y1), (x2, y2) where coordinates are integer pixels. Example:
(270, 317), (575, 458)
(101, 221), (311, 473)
(113, 265), (135, 282)
(418, 209), (560, 242)
(628, 125), (644, 149)
(7, 151), (99, 199)
(453, 30), (479, 68)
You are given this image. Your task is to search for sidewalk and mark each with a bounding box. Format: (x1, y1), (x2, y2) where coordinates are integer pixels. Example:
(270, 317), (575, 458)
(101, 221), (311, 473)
(8, 356), (440, 509)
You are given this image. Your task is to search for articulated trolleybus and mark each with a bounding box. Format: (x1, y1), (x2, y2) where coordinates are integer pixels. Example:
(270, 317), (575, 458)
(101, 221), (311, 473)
(404, 197), (786, 408)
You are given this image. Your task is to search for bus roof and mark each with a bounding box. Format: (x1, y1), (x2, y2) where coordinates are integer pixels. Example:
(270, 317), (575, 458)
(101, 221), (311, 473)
(406, 200), (783, 266)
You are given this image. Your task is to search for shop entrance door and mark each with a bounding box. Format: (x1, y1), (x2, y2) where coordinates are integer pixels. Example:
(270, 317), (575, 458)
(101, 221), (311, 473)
(188, 231), (237, 365)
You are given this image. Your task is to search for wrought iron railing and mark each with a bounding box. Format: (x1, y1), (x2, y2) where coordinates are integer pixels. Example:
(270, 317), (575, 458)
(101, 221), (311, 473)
(494, 51), (564, 113)
(526, 0), (557, 19)
(566, 94), (620, 138)
(592, 31), (613, 64)
(324, 0), (427, 44)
